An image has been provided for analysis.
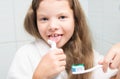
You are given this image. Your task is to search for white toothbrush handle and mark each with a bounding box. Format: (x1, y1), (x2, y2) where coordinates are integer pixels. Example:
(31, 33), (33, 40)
(81, 65), (102, 73)
(72, 65), (102, 74)
(48, 40), (56, 49)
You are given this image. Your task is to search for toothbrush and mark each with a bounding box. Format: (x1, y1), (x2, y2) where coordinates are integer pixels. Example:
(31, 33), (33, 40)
(47, 41), (117, 77)
(48, 40), (56, 49)
(47, 40), (64, 79)
(72, 64), (102, 74)
(47, 40), (103, 74)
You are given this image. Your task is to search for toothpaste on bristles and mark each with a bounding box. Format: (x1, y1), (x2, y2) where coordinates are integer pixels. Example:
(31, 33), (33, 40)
(72, 64), (85, 74)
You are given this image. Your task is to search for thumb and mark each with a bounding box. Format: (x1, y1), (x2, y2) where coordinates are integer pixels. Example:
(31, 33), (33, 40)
(98, 59), (104, 64)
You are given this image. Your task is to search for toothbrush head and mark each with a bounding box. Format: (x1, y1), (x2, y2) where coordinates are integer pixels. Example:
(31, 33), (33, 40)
(72, 64), (85, 74)
(72, 64), (103, 74)
(47, 40), (56, 48)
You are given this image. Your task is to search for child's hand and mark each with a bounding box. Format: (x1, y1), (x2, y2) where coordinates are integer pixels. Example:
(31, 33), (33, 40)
(33, 48), (66, 79)
(99, 43), (120, 79)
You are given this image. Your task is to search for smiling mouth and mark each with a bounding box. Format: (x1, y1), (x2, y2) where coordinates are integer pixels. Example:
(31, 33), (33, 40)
(48, 34), (63, 43)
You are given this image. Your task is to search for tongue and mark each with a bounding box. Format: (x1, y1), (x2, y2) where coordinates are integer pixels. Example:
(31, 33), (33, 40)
(49, 36), (61, 43)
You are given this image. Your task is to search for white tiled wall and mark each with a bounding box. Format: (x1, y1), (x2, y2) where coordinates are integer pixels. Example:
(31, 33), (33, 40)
(88, 0), (120, 54)
(0, 43), (16, 79)
(0, 0), (15, 43)
(79, 0), (88, 17)
(0, 0), (120, 79)
(0, 0), (33, 79)
(14, 0), (34, 41)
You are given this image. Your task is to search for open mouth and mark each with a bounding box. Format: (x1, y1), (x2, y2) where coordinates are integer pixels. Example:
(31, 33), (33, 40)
(48, 34), (63, 43)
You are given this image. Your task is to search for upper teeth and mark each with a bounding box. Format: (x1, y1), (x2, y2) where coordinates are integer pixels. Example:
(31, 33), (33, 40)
(50, 34), (59, 37)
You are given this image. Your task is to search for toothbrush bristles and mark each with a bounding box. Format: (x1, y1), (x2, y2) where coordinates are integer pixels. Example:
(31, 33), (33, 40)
(48, 40), (52, 45)
(47, 40), (56, 48)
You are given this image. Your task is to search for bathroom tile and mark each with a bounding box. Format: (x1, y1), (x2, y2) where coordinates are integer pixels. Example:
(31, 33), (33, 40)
(79, 0), (88, 17)
(0, 0), (16, 43)
(103, 0), (120, 16)
(88, 0), (104, 13)
(13, 0), (33, 41)
(88, 13), (104, 34)
(0, 42), (16, 79)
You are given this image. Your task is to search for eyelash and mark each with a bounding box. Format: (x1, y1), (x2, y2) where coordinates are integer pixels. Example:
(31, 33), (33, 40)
(40, 18), (48, 21)
(59, 16), (67, 20)
(39, 16), (67, 22)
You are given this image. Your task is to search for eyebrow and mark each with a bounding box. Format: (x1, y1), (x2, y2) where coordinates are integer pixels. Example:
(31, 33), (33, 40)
(37, 11), (70, 16)
(37, 12), (47, 17)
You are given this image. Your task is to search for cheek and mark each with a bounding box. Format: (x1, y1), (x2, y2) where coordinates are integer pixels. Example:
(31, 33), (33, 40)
(68, 28), (74, 38)
(64, 24), (74, 39)
(67, 23), (74, 36)
(37, 26), (46, 37)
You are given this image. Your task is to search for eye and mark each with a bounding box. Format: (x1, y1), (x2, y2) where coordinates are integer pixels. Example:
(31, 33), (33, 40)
(39, 17), (48, 22)
(59, 16), (67, 20)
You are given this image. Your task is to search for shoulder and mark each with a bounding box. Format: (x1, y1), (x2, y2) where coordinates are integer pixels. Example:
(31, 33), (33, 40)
(14, 42), (37, 58)
(7, 39), (51, 78)
(16, 39), (50, 56)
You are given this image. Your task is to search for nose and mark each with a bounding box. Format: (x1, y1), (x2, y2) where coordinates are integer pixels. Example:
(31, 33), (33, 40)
(49, 19), (59, 31)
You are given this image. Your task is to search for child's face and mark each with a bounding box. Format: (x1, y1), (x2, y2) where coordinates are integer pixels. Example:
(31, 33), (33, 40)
(36, 0), (74, 48)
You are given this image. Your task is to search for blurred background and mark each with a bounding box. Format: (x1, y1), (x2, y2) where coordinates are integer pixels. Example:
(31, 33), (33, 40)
(0, 0), (120, 79)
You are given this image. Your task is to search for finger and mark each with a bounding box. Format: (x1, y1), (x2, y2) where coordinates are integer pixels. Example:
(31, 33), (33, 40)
(60, 66), (65, 71)
(58, 66), (65, 73)
(102, 50), (116, 72)
(49, 48), (62, 55)
(59, 60), (66, 66)
(110, 53), (120, 69)
(54, 49), (64, 55)
(57, 53), (66, 61)
(98, 59), (104, 64)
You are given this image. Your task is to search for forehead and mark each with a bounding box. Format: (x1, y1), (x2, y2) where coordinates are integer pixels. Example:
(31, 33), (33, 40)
(37, 0), (71, 13)
(39, 0), (70, 8)
(40, 0), (69, 4)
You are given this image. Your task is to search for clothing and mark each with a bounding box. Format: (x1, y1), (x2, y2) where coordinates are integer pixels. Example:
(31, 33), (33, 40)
(7, 39), (117, 79)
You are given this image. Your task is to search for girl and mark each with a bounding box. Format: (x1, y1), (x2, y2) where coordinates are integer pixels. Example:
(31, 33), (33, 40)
(7, 0), (120, 79)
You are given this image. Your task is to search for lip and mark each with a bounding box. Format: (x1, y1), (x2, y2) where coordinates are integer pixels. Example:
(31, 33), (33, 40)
(47, 34), (63, 43)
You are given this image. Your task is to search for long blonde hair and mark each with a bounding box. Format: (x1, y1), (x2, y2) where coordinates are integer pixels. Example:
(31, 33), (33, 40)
(24, 0), (94, 79)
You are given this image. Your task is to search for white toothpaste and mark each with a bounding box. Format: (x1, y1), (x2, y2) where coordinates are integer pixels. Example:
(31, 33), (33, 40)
(72, 64), (85, 74)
